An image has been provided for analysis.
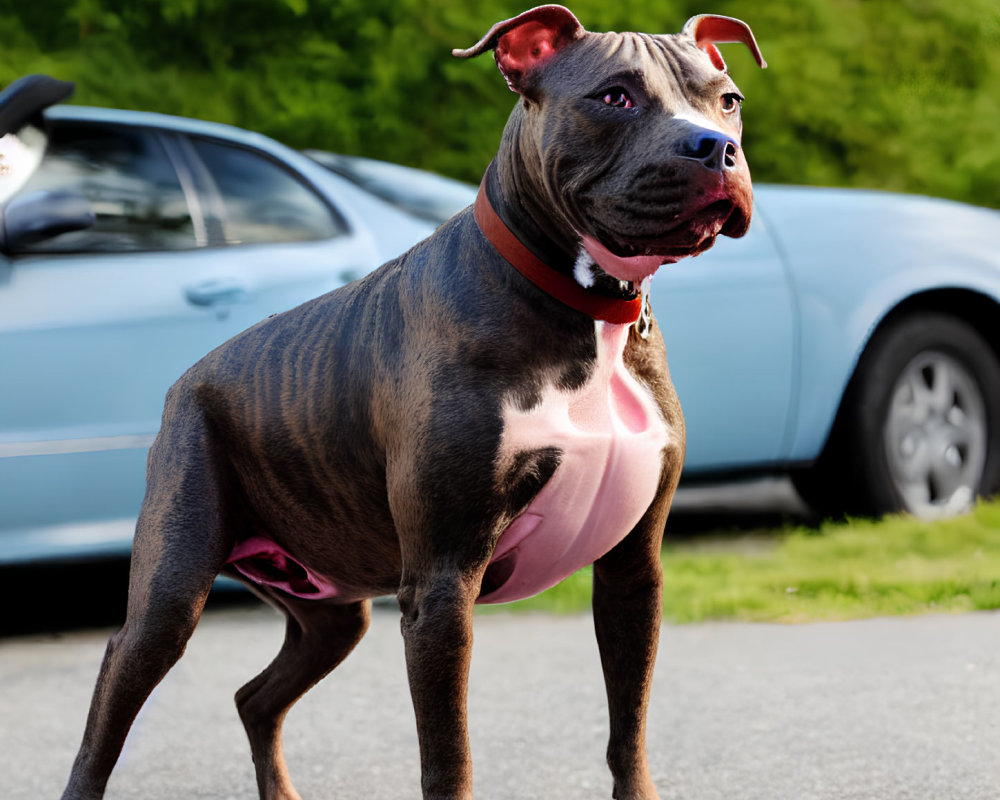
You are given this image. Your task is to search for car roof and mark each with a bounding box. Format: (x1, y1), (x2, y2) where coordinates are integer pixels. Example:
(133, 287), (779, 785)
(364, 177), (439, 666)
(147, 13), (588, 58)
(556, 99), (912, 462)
(43, 104), (290, 157)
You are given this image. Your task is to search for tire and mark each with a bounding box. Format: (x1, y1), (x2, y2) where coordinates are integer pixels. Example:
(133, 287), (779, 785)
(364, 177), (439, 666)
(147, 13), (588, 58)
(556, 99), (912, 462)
(792, 312), (1000, 519)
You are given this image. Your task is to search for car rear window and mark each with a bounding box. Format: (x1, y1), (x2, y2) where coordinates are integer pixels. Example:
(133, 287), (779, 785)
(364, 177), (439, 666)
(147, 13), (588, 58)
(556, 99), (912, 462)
(189, 138), (342, 245)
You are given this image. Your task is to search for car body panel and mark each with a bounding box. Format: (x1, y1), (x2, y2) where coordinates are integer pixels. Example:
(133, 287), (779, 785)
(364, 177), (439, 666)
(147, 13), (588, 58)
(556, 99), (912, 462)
(0, 105), (443, 563)
(757, 186), (1000, 463)
(0, 240), (374, 544)
(653, 209), (798, 474)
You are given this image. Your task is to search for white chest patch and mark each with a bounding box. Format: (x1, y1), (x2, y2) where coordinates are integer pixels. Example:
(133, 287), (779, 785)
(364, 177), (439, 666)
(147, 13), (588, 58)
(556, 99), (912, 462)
(479, 321), (670, 603)
(573, 249), (597, 288)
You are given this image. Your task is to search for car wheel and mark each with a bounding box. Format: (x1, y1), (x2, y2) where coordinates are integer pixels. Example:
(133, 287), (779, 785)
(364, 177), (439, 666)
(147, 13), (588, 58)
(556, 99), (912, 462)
(793, 312), (1000, 519)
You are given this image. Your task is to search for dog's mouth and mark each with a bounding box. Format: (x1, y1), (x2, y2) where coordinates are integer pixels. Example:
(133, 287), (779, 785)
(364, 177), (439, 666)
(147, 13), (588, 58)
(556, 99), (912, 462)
(578, 159), (755, 272)
(580, 197), (739, 284)
(606, 198), (738, 260)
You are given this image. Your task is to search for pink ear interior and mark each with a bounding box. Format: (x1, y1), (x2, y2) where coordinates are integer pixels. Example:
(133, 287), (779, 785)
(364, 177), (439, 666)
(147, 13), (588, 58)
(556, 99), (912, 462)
(702, 43), (727, 71)
(452, 5), (584, 92)
(495, 20), (570, 80)
(684, 15), (767, 70)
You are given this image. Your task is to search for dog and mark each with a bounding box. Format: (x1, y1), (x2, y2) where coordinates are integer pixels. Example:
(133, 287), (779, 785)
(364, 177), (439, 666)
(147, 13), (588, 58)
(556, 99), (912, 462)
(61, 6), (764, 799)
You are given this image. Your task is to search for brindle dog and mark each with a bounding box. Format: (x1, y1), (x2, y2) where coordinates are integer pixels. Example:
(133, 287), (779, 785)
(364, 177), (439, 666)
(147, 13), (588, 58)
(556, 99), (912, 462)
(62, 6), (765, 799)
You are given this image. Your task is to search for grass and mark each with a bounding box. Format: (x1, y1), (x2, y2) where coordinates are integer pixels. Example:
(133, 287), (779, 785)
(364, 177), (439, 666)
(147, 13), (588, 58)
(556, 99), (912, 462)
(486, 500), (1000, 624)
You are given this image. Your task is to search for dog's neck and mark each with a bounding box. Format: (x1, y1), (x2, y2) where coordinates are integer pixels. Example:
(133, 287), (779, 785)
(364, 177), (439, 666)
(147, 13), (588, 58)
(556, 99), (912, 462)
(475, 175), (643, 325)
(490, 116), (638, 304)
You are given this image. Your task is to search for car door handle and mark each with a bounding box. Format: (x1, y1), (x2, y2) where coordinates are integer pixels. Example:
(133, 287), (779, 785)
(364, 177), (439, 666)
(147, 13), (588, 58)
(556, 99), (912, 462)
(184, 279), (249, 307)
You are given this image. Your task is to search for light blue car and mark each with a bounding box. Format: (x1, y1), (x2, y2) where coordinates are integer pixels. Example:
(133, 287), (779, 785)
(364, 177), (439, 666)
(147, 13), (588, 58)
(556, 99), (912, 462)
(0, 90), (450, 563)
(1, 84), (999, 564)
(654, 186), (1000, 520)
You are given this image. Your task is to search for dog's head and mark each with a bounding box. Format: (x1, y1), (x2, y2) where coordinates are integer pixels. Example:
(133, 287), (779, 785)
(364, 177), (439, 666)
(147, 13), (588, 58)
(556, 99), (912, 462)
(455, 5), (766, 283)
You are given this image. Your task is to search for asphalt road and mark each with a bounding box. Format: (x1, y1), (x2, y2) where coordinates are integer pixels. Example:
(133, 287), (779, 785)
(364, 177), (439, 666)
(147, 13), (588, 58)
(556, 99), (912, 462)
(4, 602), (999, 800)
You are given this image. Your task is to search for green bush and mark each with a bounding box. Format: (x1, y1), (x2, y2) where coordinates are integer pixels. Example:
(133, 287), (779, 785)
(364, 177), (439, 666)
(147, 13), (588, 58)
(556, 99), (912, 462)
(1, 0), (998, 207)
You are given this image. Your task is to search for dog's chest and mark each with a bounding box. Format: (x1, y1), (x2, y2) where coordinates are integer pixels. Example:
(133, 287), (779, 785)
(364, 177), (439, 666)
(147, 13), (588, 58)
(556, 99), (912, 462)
(477, 321), (669, 604)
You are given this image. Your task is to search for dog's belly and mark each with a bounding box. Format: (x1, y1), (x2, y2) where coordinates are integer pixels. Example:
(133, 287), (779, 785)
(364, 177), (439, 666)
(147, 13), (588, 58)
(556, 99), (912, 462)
(477, 321), (669, 604)
(224, 321), (668, 604)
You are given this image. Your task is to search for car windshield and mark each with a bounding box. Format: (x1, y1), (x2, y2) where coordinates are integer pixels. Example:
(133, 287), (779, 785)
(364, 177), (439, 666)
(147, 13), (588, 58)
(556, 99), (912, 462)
(303, 150), (473, 225)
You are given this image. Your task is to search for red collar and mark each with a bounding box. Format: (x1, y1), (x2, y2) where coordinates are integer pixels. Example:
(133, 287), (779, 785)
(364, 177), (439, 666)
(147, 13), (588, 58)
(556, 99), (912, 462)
(473, 181), (643, 325)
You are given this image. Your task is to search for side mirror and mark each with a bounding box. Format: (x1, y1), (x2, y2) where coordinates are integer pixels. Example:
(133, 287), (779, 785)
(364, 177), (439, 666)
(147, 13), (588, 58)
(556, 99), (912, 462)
(1, 189), (95, 252)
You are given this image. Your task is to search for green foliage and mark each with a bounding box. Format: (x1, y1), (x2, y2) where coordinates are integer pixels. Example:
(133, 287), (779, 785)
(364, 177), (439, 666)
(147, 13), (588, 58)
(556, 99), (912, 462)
(492, 500), (1000, 623)
(1, 0), (998, 205)
(664, 501), (1000, 623)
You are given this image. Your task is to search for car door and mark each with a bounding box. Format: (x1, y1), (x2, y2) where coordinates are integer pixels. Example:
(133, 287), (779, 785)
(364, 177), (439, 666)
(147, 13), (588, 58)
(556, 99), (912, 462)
(0, 118), (374, 560)
(651, 207), (797, 474)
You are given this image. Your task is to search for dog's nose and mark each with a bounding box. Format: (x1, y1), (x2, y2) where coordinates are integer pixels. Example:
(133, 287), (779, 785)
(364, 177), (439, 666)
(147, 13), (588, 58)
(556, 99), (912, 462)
(677, 128), (739, 172)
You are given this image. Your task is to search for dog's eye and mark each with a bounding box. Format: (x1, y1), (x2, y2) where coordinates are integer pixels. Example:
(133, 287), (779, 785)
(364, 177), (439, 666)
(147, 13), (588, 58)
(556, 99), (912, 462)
(721, 93), (744, 114)
(602, 89), (633, 109)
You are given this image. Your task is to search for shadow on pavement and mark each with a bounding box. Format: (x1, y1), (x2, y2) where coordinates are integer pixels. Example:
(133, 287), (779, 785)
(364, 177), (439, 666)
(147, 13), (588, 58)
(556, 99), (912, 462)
(0, 558), (262, 639)
(666, 476), (818, 539)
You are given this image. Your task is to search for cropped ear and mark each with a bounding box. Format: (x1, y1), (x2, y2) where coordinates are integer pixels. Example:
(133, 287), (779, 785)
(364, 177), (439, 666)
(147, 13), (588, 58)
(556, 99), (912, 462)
(682, 15), (767, 72)
(452, 5), (585, 93)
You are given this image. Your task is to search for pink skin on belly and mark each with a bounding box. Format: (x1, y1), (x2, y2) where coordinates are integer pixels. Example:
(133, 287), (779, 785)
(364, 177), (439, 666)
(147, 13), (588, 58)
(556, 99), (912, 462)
(477, 320), (669, 604)
(226, 321), (668, 603)
(227, 536), (340, 599)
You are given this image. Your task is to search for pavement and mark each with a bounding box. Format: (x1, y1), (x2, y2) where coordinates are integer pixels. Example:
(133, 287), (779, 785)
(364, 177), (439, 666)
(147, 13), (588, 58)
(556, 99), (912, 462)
(4, 602), (999, 799)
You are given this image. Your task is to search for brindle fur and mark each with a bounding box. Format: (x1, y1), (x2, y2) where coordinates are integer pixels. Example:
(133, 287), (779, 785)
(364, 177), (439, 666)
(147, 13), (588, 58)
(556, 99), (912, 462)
(62, 6), (761, 799)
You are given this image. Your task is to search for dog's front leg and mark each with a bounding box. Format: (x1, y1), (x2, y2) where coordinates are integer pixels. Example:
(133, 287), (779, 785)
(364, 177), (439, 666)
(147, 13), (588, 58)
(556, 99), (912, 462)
(592, 488), (674, 800)
(398, 571), (482, 800)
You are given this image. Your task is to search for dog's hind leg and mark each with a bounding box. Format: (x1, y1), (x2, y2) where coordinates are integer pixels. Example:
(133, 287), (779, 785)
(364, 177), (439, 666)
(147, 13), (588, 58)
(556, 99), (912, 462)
(235, 595), (371, 800)
(61, 406), (233, 800)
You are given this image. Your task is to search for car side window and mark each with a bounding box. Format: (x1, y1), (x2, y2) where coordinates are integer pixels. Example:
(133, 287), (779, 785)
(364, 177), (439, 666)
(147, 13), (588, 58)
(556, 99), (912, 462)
(189, 138), (343, 245)
(12, 122), (197, 253)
